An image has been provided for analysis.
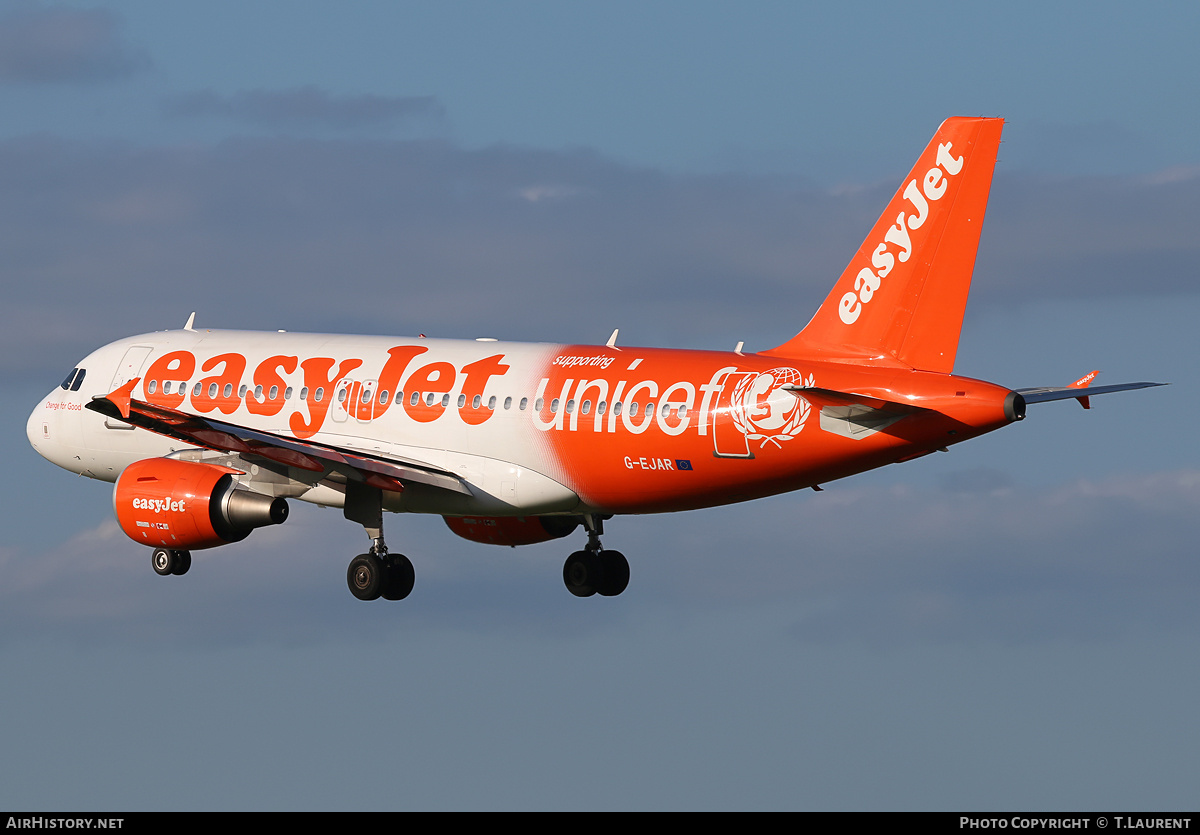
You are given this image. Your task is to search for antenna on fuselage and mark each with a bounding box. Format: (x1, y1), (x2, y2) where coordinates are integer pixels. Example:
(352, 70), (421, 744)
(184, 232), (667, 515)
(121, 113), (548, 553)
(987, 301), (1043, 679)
(184, 312), (196, 331)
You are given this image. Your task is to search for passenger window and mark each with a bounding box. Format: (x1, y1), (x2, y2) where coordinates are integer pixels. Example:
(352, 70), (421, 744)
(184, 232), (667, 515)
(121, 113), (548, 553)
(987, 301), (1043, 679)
(520, 397), (528, 410)
(582, 400), (591, 415)
(147, 379), (158, 394)
(410, 391), (419, 406)
(458, 394), (466, 408)
(239, 385), (247, 398)
(193, 382), (202, 397)
(224, 383), (233, 398)
(551, 399), (559, 413)
(504, 397), (512, 410)
(284, 386), (293, 400)
(472, 394), (482, 408)
(314, 387), (324, 402)
(337, 387), (346, 402)
(379, 390), (389, 406)
(488, 396), (496, 410)
(209, 383), (218, 398)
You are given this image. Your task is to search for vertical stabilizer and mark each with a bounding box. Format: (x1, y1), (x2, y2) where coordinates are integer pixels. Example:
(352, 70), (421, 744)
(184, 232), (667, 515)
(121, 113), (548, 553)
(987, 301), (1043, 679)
(765, 117), (1004, 372)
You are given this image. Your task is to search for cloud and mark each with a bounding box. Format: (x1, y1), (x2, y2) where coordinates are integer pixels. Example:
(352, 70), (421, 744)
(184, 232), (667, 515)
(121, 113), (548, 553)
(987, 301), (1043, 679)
(3, 469), (1199, 649)
(0, 133), (1195, 381)
(0, 4), (150, 83)
(162, 86), (447, 132)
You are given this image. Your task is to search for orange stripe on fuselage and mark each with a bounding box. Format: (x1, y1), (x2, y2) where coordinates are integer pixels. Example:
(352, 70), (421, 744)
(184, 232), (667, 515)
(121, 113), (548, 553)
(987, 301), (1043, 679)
(535, 345), (1013, 513)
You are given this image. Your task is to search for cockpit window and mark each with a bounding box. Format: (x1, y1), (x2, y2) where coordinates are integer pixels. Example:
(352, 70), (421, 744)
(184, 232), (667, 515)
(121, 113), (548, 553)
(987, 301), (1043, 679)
(59, 368), (86, 391)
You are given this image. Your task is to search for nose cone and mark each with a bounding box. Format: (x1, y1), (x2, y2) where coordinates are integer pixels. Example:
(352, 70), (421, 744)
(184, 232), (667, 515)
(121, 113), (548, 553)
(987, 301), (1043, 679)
(27, 395), (50, 460)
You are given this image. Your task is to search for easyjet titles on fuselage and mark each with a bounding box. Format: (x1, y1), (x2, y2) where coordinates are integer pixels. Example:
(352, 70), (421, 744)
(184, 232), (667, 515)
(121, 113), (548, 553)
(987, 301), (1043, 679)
(130, 346), (801, 442)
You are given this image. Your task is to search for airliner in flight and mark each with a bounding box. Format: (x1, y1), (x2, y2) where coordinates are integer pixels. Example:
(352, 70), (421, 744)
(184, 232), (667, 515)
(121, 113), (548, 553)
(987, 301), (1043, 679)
(26, 117), (1162, 602)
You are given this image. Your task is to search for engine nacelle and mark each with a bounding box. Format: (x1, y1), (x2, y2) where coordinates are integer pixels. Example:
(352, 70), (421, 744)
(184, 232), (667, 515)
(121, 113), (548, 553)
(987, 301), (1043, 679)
(114, 458), (288, 550)
(443, 515), (581, 547)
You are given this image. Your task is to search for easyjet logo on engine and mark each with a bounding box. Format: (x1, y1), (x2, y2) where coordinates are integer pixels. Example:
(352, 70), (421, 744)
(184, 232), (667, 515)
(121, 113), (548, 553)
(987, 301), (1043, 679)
(131, 497), (187, 513)
(838, 141), (965, 325)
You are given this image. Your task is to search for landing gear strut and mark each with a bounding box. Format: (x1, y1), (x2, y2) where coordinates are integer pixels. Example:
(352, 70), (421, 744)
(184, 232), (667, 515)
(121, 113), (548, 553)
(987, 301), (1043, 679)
(563, 515), (628, 598)
(343, 481), (414, 601)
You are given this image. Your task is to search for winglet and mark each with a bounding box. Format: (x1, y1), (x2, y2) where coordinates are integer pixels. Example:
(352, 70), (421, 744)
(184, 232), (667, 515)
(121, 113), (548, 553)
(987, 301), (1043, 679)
(1070, 370), (1099, 410)
(102, 377), (140, 419)
(606, 328), (620, 348)
(184, 312), (196, 331)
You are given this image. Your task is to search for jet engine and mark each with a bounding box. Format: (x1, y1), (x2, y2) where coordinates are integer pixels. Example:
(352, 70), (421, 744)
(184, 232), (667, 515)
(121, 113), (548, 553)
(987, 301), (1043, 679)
(114, 458), (288, 550)
(443, 514), (581, 547)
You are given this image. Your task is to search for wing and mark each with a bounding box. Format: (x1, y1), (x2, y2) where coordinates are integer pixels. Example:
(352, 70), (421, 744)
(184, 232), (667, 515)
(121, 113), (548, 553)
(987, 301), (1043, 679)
(86, 377), (469, 495)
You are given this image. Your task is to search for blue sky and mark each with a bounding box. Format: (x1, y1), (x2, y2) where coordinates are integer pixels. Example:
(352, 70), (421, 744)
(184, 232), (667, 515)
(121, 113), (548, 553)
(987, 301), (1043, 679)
(1, 1), (1197, 810)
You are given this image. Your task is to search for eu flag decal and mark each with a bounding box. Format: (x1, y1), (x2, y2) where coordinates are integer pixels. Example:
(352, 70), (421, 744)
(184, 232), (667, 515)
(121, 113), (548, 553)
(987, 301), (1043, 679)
(675, 459), (693, 471)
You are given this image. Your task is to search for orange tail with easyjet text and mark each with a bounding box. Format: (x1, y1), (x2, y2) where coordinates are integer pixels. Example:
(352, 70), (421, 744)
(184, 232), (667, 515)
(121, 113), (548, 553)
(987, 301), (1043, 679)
(765, 117), (1004, 373)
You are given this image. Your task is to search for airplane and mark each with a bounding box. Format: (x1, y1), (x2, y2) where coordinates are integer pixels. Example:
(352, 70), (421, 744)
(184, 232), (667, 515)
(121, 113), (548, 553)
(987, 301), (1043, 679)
(26, 117), (1163, 602)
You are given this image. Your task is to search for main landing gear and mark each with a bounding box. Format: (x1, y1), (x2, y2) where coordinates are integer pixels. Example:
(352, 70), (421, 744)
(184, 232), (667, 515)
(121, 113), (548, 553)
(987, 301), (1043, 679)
(343, 481), (414, 602)
(347, 550), (415, 601)
(151, 547), (191, 576)
(563, 515), (629, 598)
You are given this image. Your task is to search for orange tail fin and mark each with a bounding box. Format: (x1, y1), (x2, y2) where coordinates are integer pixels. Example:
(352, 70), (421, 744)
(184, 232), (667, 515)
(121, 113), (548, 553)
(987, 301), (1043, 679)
(765, 117), (1004, 373)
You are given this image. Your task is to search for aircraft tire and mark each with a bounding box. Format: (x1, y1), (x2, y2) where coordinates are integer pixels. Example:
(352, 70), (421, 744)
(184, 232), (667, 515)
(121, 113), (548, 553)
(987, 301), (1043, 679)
(347, 553), (384, 601)
(171, 550), (192, 576)
(381, 554), (415, 601)
(152, 547), (175, 576)
(597, 550), (629, 597)
(563, 550), (600, 597)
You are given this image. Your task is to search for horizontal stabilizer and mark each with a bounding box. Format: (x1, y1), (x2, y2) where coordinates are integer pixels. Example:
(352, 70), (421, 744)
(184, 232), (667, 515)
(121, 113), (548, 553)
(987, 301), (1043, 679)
(1017, 381), (1166, 405)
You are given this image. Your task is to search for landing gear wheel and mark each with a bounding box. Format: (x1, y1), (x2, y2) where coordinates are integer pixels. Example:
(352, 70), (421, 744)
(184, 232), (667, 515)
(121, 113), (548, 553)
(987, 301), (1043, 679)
(171, 550), (191, 576)
(347, 553), (385, 601)
(563, 550), (601, 597)
(381, 554), (415, 601)
(152, 548), (175, 576)
(597, 550), (629, 597)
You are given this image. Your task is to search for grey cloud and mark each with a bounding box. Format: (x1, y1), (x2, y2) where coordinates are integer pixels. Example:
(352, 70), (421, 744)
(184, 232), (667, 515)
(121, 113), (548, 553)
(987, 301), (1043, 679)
(3, 470), (1199, 648)
(0, 135), (1196, 382)
(161, 86), (447, 132)
(0, 5), (149, 83)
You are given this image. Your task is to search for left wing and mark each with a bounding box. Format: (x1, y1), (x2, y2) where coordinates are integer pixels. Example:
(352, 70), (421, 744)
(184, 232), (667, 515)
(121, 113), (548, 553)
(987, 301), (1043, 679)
(86, 377), (469, 495)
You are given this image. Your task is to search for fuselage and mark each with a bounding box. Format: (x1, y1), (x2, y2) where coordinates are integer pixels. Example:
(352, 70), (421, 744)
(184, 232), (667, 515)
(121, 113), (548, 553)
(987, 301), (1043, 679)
(28, 327), (1019, 518)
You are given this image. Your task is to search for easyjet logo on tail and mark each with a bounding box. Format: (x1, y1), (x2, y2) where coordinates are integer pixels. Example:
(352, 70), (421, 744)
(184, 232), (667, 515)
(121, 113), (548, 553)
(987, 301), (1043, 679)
(838, 142), (964, 325)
